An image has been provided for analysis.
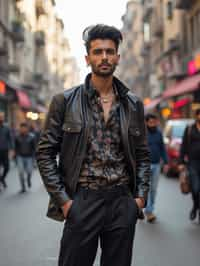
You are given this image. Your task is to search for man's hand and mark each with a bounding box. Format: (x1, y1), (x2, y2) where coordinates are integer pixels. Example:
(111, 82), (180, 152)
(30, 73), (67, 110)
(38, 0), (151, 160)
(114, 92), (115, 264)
(135, 198), (145, 209)
(9, 150), (15, 159)
(178, 164), (185, 172)
(163, 164), (169, 174)
(61, 200), (73, 218)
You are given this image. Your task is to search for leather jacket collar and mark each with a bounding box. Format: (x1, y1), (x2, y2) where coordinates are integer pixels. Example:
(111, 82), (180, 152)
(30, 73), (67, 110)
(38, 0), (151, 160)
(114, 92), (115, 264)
(83, 73), (129, 99)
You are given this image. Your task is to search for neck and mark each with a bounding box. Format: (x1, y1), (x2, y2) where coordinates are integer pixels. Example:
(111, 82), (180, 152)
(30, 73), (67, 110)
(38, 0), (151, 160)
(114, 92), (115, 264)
(91, 73), (113, 96)
(196, 121), (200, 129)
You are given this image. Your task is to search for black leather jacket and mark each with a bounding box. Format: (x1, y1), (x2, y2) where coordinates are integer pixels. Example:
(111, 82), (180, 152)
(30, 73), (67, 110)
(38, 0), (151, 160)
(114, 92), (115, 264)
(36, 74), (150, 221)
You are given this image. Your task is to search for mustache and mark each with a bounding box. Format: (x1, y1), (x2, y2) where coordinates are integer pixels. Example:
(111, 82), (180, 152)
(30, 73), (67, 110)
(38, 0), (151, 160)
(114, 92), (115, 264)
(98, 62), (112, 67)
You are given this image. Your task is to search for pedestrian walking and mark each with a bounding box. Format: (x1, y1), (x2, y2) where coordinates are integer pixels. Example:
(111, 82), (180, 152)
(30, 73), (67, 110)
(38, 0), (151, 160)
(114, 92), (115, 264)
(179, 108), (200, 223)
(37, 24), (150, 266)
(0, 112), (14, 190)
(15, 123), (36, 193)
(144, 113), (168, 223)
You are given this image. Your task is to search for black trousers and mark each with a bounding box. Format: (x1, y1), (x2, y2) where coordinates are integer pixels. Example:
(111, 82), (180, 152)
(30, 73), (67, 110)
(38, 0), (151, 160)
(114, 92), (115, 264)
(58, 185), (138, 266)
(189, 161), (200, 210)
(0, 150), (9, 183)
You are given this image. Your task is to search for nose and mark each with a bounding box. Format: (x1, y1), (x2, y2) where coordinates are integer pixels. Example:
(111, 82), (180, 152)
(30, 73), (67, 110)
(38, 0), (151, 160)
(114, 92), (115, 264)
(102, 50), (108, 59)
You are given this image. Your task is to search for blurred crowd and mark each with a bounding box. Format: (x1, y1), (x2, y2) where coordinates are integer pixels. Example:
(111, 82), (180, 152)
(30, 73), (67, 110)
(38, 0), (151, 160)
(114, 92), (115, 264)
(1, 108), (200, 224)
(0, 111), (40, 193)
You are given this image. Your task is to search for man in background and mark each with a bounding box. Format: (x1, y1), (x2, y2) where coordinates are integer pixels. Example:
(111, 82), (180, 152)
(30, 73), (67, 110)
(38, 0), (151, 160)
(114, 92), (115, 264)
(0, 112), (14, 190)
(15, 123), (36, 193)
(145, 113), (168, 222)
(179, 108), (200, 223)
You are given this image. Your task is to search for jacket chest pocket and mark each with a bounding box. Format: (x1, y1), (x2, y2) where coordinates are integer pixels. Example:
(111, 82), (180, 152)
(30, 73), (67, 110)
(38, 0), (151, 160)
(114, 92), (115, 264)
(128, 126), (141, 138)
(128, 126), (141, 158)
(62, 121), (82, 133)
(61, 121), (83, 156)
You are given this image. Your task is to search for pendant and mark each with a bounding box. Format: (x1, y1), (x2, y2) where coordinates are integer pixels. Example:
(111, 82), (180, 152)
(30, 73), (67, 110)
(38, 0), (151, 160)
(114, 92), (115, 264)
(102, 98), (109, 103)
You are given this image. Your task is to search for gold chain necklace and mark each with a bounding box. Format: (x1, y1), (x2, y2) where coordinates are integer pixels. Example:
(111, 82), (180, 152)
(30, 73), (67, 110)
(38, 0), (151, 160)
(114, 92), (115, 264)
(99, 88), (115, 103)
(100, 94), (114, 103)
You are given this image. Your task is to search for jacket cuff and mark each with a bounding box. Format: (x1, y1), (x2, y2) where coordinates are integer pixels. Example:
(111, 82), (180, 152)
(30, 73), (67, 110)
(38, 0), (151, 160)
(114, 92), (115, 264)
(53, 191), (71, 208)
(135, 191), (148, 205)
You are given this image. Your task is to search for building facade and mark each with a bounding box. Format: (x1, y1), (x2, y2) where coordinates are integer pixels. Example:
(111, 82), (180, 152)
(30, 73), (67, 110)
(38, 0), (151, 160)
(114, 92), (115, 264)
(119, 0), (200, 120)
(0, 0), (79, 127)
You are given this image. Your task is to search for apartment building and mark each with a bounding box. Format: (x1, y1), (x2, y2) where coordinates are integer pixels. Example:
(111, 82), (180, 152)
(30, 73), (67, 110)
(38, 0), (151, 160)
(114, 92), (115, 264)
(0, 0), (79, 126)
(117, 0), (145, 98)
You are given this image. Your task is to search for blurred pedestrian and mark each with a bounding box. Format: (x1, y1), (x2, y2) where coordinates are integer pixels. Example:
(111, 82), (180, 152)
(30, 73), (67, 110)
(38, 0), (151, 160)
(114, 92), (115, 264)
(29, 123), (41, 168)
(179, 108), (200, 223)
(0, 112), (14, 190)
(37, 24), (150, 266)
(144, 113), (168, 223)
(15, 123), (36, 193)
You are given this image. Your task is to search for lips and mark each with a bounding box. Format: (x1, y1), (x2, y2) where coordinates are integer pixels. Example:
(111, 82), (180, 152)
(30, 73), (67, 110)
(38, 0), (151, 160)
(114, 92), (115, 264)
(100, 64), (111, 68)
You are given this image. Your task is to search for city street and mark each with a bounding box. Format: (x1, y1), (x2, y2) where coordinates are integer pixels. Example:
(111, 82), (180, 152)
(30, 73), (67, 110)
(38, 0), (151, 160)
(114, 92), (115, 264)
(0, 166), (199, 266)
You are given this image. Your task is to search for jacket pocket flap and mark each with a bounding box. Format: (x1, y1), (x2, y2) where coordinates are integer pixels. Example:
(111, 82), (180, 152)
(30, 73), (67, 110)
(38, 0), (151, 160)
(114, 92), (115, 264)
(129, 127), (141, 136)
(62, 122), (82, 133)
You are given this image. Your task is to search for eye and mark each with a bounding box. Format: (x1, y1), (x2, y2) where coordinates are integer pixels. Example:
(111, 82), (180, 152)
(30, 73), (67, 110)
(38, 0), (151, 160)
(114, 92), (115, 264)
(106, 49), (115, 55)
(93, 49), (102, 55)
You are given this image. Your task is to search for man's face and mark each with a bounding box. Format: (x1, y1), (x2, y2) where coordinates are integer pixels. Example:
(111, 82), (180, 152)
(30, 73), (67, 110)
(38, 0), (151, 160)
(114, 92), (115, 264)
(85, 39), (120, 77)
(0, 112), (5, 124)
(147, 118), (158, 129)
(20, 126), (28, 135)
(196, 112), (200, 123)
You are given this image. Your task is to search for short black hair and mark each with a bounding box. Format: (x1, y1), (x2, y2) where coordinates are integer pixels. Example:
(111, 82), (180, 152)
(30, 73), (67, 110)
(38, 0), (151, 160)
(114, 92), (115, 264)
(145, 113), (157, 122)
(195, 108), (200, 116)
(82, 24), (123, 54)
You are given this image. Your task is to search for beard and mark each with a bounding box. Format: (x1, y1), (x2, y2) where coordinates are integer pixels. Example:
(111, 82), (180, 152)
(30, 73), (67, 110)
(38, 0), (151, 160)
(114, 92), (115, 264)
(90, 62), (117, 77)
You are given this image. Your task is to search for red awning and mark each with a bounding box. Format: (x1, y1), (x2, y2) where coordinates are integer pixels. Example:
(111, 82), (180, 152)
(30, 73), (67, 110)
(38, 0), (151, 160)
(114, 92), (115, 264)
(163, 74), (200, 99)
(16, 90), (31, 109)
(144, 97), (162, 111)
(173, 98), (191, 109)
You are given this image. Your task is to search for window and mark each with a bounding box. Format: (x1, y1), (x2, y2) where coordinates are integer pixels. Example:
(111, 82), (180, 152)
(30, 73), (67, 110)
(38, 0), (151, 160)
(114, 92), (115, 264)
(167, 1), (173, 20)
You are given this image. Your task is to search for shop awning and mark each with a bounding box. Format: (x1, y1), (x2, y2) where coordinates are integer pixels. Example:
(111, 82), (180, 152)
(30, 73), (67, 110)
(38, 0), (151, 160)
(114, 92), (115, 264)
(163, 74), (200, 99)
(173, 97), (191, 109)
(144, 97), (162, 111)
(16, 90), (31, 109)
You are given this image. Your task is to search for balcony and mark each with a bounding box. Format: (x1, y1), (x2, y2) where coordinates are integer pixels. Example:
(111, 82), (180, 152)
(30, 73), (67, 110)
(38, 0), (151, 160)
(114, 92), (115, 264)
(11, 20), (24, 42)
(36, 0), (47, 16)
(140, 41), (151, 57)
(152, 19), (164, 38)
(7, 63), (20, 73)
(143, 0), (154, 22)
(0, 63), (20, 74)
(175, 0), (194, 9)
(35, 31), (45, 46)
(0, 46), (8, 56)
(33, 73), (43, 82)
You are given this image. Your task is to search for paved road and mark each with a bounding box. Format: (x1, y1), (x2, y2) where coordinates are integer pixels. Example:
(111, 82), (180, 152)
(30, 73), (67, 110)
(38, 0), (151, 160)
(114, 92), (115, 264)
(0, 166), (199, 266)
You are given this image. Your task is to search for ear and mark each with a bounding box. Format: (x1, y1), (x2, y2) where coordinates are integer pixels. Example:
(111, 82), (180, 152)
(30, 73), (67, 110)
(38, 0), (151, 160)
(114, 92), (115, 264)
(117, 54), (120, 65)
(85, 55), (90, 66)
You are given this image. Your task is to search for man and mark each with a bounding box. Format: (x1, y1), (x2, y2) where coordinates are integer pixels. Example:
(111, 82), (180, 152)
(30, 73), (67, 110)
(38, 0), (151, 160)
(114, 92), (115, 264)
(37, 24), (150, 266)
(179, 109), (200, 223)
(144, 113), (168, 223)
(15, 123), (36, 193)
(0, 112), (14, 190)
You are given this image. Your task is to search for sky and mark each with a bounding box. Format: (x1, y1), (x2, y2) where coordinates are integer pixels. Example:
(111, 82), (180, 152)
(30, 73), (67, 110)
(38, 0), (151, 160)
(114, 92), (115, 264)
(55, 0), (128, 82)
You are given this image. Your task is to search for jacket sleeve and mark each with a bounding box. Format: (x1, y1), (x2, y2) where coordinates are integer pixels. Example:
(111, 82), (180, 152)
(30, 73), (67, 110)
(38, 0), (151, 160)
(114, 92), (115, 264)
(135, 100), (151, 201)
(159, 131), (168, 164)
(8, 127), (14, 150)
(36, 94), (71, 207)
(179, 126), (188, 164)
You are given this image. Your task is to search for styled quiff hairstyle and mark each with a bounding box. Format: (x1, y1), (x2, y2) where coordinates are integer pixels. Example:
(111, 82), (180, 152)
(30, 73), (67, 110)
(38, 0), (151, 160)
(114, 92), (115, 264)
(82, 24), (123, 54)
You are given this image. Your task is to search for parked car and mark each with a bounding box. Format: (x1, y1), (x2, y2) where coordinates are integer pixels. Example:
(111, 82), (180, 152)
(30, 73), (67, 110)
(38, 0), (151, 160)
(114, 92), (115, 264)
(163, 119), (194, 177)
